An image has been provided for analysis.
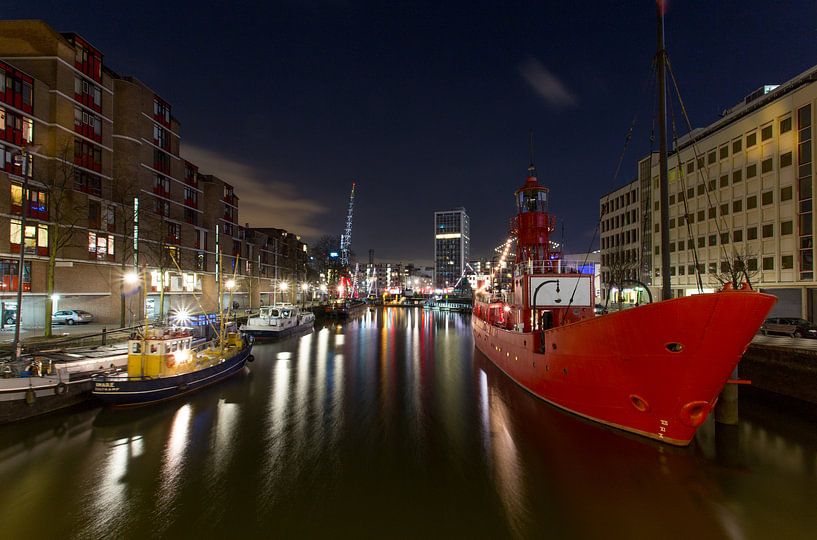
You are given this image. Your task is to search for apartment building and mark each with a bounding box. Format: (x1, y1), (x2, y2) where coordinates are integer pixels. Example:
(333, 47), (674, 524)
(0, 21), (118, 325)
(601, 63), (817, 319)
(0, 20), (311, 326)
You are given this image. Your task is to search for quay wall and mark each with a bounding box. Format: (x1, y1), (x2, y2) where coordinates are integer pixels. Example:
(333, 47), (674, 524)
(741, 345), (817, 404)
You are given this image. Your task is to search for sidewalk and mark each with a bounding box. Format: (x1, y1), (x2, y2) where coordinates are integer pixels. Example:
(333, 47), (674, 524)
(0, 323), (112, 346)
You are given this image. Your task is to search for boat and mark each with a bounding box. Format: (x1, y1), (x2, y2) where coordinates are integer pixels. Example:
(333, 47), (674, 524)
(323, 299), (367, 320)
(472, 159), (774, 445)
(0, 344), (129, 424)
(472, 6), (774, 446)
(239, 304), (315, 339)
(91, 327), (253, 407)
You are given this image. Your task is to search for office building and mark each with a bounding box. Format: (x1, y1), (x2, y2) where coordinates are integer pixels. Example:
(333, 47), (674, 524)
(434, 207), (469, 288)
(600, 63), (817, 318)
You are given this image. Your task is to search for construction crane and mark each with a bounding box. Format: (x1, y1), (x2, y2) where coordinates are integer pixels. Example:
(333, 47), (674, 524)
(339, 182), (356, 267)
(336, 182), (357, 298)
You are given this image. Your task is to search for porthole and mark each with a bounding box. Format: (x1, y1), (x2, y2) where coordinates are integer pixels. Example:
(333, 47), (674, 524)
(666, 342), (684, 353)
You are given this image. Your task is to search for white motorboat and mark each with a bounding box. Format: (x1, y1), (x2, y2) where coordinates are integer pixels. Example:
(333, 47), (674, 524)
(240, 305), (315, 339)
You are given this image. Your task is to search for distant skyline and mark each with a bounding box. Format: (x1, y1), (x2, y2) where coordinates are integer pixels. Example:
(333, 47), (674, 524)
(5, 1), (817, 265)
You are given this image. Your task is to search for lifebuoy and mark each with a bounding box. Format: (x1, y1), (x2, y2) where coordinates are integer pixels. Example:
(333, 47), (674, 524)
(166, 355), (176, 369)
(54, 382), (68, 396)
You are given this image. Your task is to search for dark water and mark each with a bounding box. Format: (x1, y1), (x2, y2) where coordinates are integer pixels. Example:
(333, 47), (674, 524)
(1, 308), (816, 539)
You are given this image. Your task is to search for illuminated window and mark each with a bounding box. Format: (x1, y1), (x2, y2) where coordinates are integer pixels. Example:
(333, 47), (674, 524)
(10, 184), (22, 206)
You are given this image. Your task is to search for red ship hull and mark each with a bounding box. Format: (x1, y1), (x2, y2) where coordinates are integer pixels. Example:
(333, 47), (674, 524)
(472, 291), (775, 445)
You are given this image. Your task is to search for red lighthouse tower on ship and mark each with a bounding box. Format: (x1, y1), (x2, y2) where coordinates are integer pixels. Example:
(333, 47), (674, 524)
(472, 154), (775, 446)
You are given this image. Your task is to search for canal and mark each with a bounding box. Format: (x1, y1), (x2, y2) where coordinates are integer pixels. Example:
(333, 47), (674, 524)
(1, 308), (815, 538)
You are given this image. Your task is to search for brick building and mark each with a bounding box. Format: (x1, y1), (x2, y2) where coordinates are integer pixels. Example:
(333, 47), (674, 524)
(0, 20), (310, 327)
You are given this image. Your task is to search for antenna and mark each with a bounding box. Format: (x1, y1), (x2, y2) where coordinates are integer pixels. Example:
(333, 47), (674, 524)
(528, 129), (536, 177)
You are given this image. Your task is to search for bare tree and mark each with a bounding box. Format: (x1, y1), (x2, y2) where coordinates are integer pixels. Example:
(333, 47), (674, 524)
(710, 248), (759, 289)
(110, 171), (141, 327)
(43, 144), (83, 337)
(604, 246), (640, 308)
(140, 208), (176, 322)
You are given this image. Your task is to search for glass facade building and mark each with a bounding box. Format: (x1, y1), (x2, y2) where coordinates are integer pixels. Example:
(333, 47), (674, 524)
(434, 208), (470, 288)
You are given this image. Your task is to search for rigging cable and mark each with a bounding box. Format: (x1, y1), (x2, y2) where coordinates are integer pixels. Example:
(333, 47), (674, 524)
(665, 56), (735, 281)
(666, 84), (705, 292)
(570, 62), (657, 310)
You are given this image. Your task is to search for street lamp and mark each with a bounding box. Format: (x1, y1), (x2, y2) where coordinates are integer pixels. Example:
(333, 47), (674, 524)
(225, 279), (236, 291)
(11, 143), (41, 360)
(300, 282), (309, 307)
(124, 272), (139, 285)
(279, 281), (289, 305)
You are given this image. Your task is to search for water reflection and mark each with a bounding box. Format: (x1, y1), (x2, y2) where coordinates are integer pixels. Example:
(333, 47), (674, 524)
(0, 308), (815, 538)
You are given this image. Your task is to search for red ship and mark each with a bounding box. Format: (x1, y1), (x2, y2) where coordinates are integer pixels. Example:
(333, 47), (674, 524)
(472, 161), (775, 446)
(472, 1), (775, 447)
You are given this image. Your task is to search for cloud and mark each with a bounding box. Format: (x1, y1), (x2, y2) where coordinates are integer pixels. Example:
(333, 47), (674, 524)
(181, 144), (328, 238)
(519, 58), (578, 109)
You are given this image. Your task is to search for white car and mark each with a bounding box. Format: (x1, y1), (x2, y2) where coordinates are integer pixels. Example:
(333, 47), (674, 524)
(53, 309), (94, 325)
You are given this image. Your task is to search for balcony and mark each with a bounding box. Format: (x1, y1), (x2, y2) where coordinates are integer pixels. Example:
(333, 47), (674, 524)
(184, 198), (198, 209)
(11, 202), (49, 222)
(74, 155), (102, 173)
(11, 243), (47, 257)
(153, 112), (172, 128)
(223, 194), (237, 206)
(153, 186), (170, 198)
(154, 161), (171, 174)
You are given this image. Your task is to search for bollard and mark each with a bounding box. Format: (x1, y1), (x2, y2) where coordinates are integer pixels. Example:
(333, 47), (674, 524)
(102, 327), (107, 346)
(715, 366), (739, 425)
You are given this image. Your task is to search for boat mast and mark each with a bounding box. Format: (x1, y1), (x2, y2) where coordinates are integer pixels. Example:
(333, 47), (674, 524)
(656, 0), (671, 301)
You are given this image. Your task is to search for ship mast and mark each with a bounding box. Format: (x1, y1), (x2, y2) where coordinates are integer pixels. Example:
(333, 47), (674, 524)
(656, 0), (671, 301)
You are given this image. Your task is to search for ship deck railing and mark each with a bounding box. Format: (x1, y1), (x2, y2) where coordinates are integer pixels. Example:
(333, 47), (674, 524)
(514, 259), (597, 276)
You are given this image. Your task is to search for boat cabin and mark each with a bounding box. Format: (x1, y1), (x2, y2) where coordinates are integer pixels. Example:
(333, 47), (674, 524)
(127, 329), (195, 378)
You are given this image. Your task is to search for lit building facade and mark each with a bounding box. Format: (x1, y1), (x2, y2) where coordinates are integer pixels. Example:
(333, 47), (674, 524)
(599, 181), (641, 303)
(434, 207), (469, 288)
(601, 63), (817, 319)
(0, 20), (311, 326)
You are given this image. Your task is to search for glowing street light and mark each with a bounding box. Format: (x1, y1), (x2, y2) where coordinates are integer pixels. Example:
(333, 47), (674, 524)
(225, 279), (236, 290)
(172, 308), (191, 325)
(279, 281), (289, 291)
(300, 283), (310, 292)
(124, 272), (139, 285)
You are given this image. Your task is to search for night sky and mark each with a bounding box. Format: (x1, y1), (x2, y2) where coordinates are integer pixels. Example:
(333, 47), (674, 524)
(7, 1), (817, 265)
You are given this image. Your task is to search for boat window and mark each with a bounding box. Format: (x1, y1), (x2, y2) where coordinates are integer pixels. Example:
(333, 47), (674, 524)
(282, 310), (290, 317)
(150, 343), (158, 354)
(269, 309), (280, 318)
(171, 342), (178, 352)
(132, 343), (141, 353)
(517, 189), (548, 213)
(260, 308), (269, 317)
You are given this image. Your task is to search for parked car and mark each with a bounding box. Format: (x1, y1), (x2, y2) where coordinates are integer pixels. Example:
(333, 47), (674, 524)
(3, 310), (17, 326)
(760, 317), (817, 338)
(53, 309), (94, 325)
